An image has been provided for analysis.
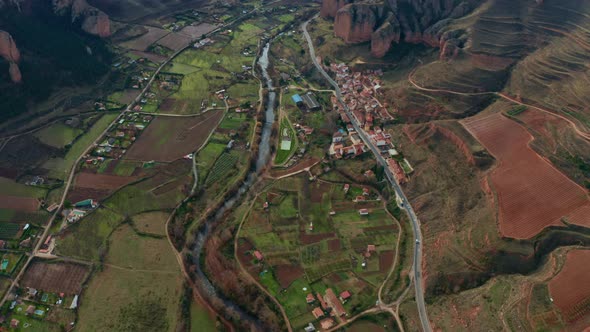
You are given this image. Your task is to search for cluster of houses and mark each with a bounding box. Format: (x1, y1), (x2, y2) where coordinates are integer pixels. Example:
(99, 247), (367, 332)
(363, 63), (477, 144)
(194, 37), (214, 49)
(329, 63), (394, 130)
(305, 288), (352, 330)
(91, 113), (152, 160)
(328, 127), (367, 159)
(61, 199), (98, 224)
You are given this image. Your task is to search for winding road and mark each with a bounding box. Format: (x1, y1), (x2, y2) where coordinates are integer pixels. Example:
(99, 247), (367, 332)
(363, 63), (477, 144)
(302, 18), (432, 332)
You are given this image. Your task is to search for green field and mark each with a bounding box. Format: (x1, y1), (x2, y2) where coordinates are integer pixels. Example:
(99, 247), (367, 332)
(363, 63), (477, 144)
(77, 224), (183, 332)
(0, 177), (47, 198)
(195, 142), (226, 185)
(274, 118), (297, 165)
(105, 183), (184, 217)
(0, 222), (21, 240)
(205, 151), (239, 186)
(113, 160), (141, 176)
(190, 302), (217, 332)
(34, 123), (82, 148)
(55, 208), (125, 261)
(43, 113), (119, 179)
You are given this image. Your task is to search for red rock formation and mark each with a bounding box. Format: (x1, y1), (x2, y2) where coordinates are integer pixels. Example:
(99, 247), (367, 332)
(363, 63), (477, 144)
(320, 0), (353, 18)
(0, 30), (21, 83)
(53, 0), (111, 37)
(324, 0), (481, 58)
(433, 124), (475, 165)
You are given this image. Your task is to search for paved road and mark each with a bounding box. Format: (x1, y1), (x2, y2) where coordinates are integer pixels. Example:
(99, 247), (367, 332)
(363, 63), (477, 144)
(302, 18), (432, 332)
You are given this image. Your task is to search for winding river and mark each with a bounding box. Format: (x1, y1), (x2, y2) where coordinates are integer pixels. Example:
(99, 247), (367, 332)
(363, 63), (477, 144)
(190, 42), (275, 326)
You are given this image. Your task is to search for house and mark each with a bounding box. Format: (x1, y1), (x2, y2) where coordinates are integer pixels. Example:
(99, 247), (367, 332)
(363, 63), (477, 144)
(10, 319), (19, 328)
(332, 132), (343, 143)
(317, 293), (328, 310)
(0, 240), (5, 249)
(253, 250), (264, 261)
(359, 209), (369, 216)
(325, 289), (346, 317)
(312, 307), (324, 319)
(320, 318), (334, 330)
(46, 203), (59, 212)
(355, 196), (365, 202)
(343, 184), (350, 193)
(291, 94), (304, 106)
(304, 323), (316, 332)
(28, 288), (38, 297)
(263, 201), (269, 209)
(329, 211), (336, 216)
(302, 92), (321, 111)
(74, 199), (97, 209)
(339, 291), (351, 302)
(367, 244), (376, 253)
(70, 295), (79, 309)
(25, 305), (35, 315)
(362, 187), (370, 196)
(306, 293), (315, 304)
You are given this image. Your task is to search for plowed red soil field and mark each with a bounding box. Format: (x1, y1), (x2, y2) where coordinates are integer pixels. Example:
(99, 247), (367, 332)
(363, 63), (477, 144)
(21, 261), (89, 295)
(548, 250), (590, 320)
(0, 195), (39, 212)
(125, 110), (223, 162)
(462, 113), (590, 238)
(75, 172), (138, 190)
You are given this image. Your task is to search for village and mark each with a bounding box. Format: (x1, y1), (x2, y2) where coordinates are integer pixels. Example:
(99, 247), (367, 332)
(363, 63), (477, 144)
(328, 63), (413, 184)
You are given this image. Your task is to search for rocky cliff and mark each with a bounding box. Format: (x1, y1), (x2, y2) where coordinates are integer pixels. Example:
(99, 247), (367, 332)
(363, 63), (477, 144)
(0, 0), (111, 38)
(0, 30), (21, 83)
(53, 0), (111, 37)
(325, 0), (480, 58)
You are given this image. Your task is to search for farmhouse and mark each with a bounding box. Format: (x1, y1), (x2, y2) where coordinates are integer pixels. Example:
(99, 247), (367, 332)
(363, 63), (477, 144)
(312, 307), (324, 319)
(292, 94), (304, 106)
(302, 92), (321, 111)
(339, 290), (351, 302)
(325, 288), (347, 317)
(320, 318), (334, 330)
(253, 250), (264, 261)
(316, 293), (328, 310)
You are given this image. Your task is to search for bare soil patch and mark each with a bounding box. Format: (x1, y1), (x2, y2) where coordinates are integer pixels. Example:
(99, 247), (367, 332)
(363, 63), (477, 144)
(125, 111), (224, 162)
(300, 232), (335, 245)
(274, 264), (304, 289)
(379, 250), (394, 273)
(75, 172), (138, 191)
(328, 239), (341, 252)
(67, 187), (111, 203)
(130, 51), (167, 64)
(21, 262), (89, 295)
(548, 250), (590, 321)
(119, 26), (168, 51)
(0, 195), (39, 212)
(156, 33), (192, 51)
(462, 113), (590, 238)
(180, 23), (218, 39)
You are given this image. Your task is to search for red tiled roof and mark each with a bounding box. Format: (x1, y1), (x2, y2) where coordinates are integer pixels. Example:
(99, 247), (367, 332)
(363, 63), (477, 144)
(340, 290), (351, 300)
(312, 307), (324, 319)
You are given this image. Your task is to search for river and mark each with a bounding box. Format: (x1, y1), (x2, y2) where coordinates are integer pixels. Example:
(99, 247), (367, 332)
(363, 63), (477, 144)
(190, 42), (275, 326)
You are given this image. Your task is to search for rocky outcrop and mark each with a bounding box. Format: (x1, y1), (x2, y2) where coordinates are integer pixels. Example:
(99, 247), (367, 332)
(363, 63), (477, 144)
(0, 0), (111, 38)
(0, 30), (21, 83)
(321, 0), (354, 18)
(53, 0), (111, 37)
(325, 0), (481, 58)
